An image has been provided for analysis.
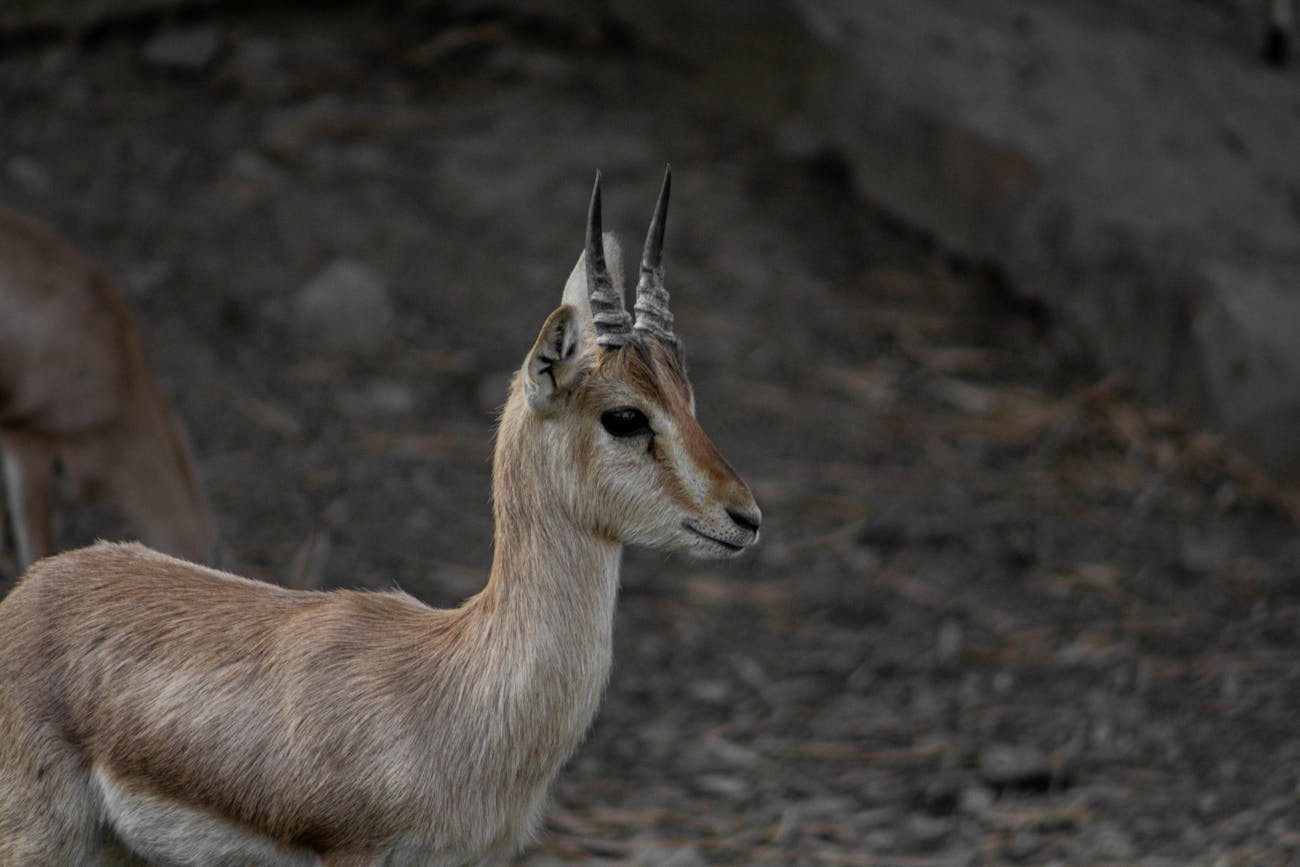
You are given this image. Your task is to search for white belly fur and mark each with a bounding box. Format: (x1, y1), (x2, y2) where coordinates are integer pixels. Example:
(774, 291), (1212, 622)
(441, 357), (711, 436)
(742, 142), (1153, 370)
(94, 765), (525, 866)
(94, 766), (320, 867)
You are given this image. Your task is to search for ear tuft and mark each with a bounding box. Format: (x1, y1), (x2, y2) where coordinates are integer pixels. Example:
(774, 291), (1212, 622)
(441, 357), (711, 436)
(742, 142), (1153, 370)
(524, 305), (583, 412)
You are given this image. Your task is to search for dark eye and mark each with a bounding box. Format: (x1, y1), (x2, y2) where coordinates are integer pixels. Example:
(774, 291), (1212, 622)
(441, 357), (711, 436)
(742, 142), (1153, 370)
(600, 407), (651, 438)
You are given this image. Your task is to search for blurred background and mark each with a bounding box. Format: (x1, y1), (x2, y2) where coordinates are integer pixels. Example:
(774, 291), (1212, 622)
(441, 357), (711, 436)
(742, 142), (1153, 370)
(3, 0), (1300, 863)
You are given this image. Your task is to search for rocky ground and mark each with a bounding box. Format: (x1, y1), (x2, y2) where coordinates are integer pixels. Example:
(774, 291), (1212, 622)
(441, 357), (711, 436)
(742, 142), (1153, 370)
(2, 4), (1300, 865)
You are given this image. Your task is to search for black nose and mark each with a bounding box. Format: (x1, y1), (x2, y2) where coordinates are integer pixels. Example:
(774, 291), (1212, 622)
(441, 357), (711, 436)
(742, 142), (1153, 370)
(727, 509), (761, 534)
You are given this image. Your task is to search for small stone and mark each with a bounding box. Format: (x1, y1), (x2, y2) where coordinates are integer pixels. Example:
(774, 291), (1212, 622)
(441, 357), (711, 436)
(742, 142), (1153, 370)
(7, 156), (51, 195)
(855, 805), (901, 830)
(693, 734), (761, 769)
(775, 118), (828, 160)
(1005, 828), (1043, 861)
(931, 376), (996, 413)
(979, 744), (1056, 790)
(862, 828), (897, 850)
(936, 618), (963, 664)
(228, 150), (288, 188)
(905, 813), (953, 848)
(336, 381), (414, 418)
(1179, 526), (1226, 576)
(771, 805), (800, 845)
(220, 36), (288, 98)
(262, 96), (346, 158)
(800, 795), (857, 818)
(687, 678), (731, 704)
(958, 784), (996, 814)
(142, 26), (223, 72)
(730, 653), (769, 691)
(694, 773), (751, 799)
(294, 259), (395, 353)
(923, 776), (960, 816)
(936, 851), (976, 867)
(1085, 823), (1137, 860)
(123, 260), (174, 300)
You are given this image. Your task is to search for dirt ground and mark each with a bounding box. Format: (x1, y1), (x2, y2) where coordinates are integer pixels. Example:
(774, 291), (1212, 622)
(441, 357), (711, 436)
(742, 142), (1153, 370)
(2, 4), (1300, 865)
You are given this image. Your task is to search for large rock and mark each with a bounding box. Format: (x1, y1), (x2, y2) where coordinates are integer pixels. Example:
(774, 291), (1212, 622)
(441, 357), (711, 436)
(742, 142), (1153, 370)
(604, 0), (1300, 475)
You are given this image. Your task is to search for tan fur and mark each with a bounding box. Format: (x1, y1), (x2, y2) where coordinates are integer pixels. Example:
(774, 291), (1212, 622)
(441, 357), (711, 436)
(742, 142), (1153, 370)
(0, 206), (217, 569)
(0, 229), (759, 865)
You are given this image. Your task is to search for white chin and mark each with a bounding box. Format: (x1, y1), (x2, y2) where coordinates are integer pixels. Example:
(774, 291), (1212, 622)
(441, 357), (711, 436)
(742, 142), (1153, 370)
(680, 532), (746, 560)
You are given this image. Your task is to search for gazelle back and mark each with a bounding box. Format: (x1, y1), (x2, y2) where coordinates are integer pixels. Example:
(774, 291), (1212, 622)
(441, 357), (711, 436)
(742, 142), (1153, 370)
(0, 169), (759, 866)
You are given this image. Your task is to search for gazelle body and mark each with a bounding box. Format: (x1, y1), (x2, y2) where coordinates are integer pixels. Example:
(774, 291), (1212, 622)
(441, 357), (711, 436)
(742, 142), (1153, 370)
(0, 171), (760, 866)
(0, 206), (216, 570)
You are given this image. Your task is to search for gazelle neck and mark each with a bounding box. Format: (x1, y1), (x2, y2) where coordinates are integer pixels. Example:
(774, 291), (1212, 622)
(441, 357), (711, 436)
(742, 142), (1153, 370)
(459, 392), (623, 752)
(483, 495), (622, 628)
(482, 391), (622, 618)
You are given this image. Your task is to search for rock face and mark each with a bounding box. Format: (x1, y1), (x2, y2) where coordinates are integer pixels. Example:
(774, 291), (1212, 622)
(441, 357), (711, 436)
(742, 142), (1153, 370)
(10, 0), (1300, 473)
(1, 0), (212, 34)
(604, 0), (1300, 475)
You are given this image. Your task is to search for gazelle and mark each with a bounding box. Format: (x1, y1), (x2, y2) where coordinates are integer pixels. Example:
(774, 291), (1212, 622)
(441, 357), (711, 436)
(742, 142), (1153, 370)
(0, 169), (761, 866)
(0, 206), (217, 571)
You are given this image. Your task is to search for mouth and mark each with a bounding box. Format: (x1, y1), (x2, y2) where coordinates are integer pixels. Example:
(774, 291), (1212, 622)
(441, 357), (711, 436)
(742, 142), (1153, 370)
(681, 521), (747, 553)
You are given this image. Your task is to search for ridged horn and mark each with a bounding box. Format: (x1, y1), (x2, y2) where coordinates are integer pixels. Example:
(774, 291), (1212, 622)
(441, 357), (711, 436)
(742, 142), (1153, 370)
(633, 166), (675, 346)
(586, 171), (632, 347)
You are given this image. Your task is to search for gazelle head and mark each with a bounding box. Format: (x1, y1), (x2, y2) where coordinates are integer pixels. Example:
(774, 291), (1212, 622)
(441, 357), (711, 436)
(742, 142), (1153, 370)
(502, 168), (760, 559)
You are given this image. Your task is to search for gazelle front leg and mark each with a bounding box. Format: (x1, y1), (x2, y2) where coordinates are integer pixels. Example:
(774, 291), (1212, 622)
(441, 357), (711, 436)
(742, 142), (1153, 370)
(1, 433), (56, 571)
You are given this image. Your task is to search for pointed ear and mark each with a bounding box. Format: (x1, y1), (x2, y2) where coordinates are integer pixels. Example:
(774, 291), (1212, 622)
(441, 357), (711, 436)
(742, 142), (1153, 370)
(561, 253), (594, 331)
(560, 231), (626, 339)
(523, 305), (584, 412)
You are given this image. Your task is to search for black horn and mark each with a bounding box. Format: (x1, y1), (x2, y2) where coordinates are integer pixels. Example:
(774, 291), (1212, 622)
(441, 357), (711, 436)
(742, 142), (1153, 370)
(586, 171), (632, 347)
(633, 166), (676, 346)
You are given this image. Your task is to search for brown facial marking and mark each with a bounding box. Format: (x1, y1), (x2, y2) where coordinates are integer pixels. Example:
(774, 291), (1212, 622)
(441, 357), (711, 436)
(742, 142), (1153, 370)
(590, 337), (744, 507)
